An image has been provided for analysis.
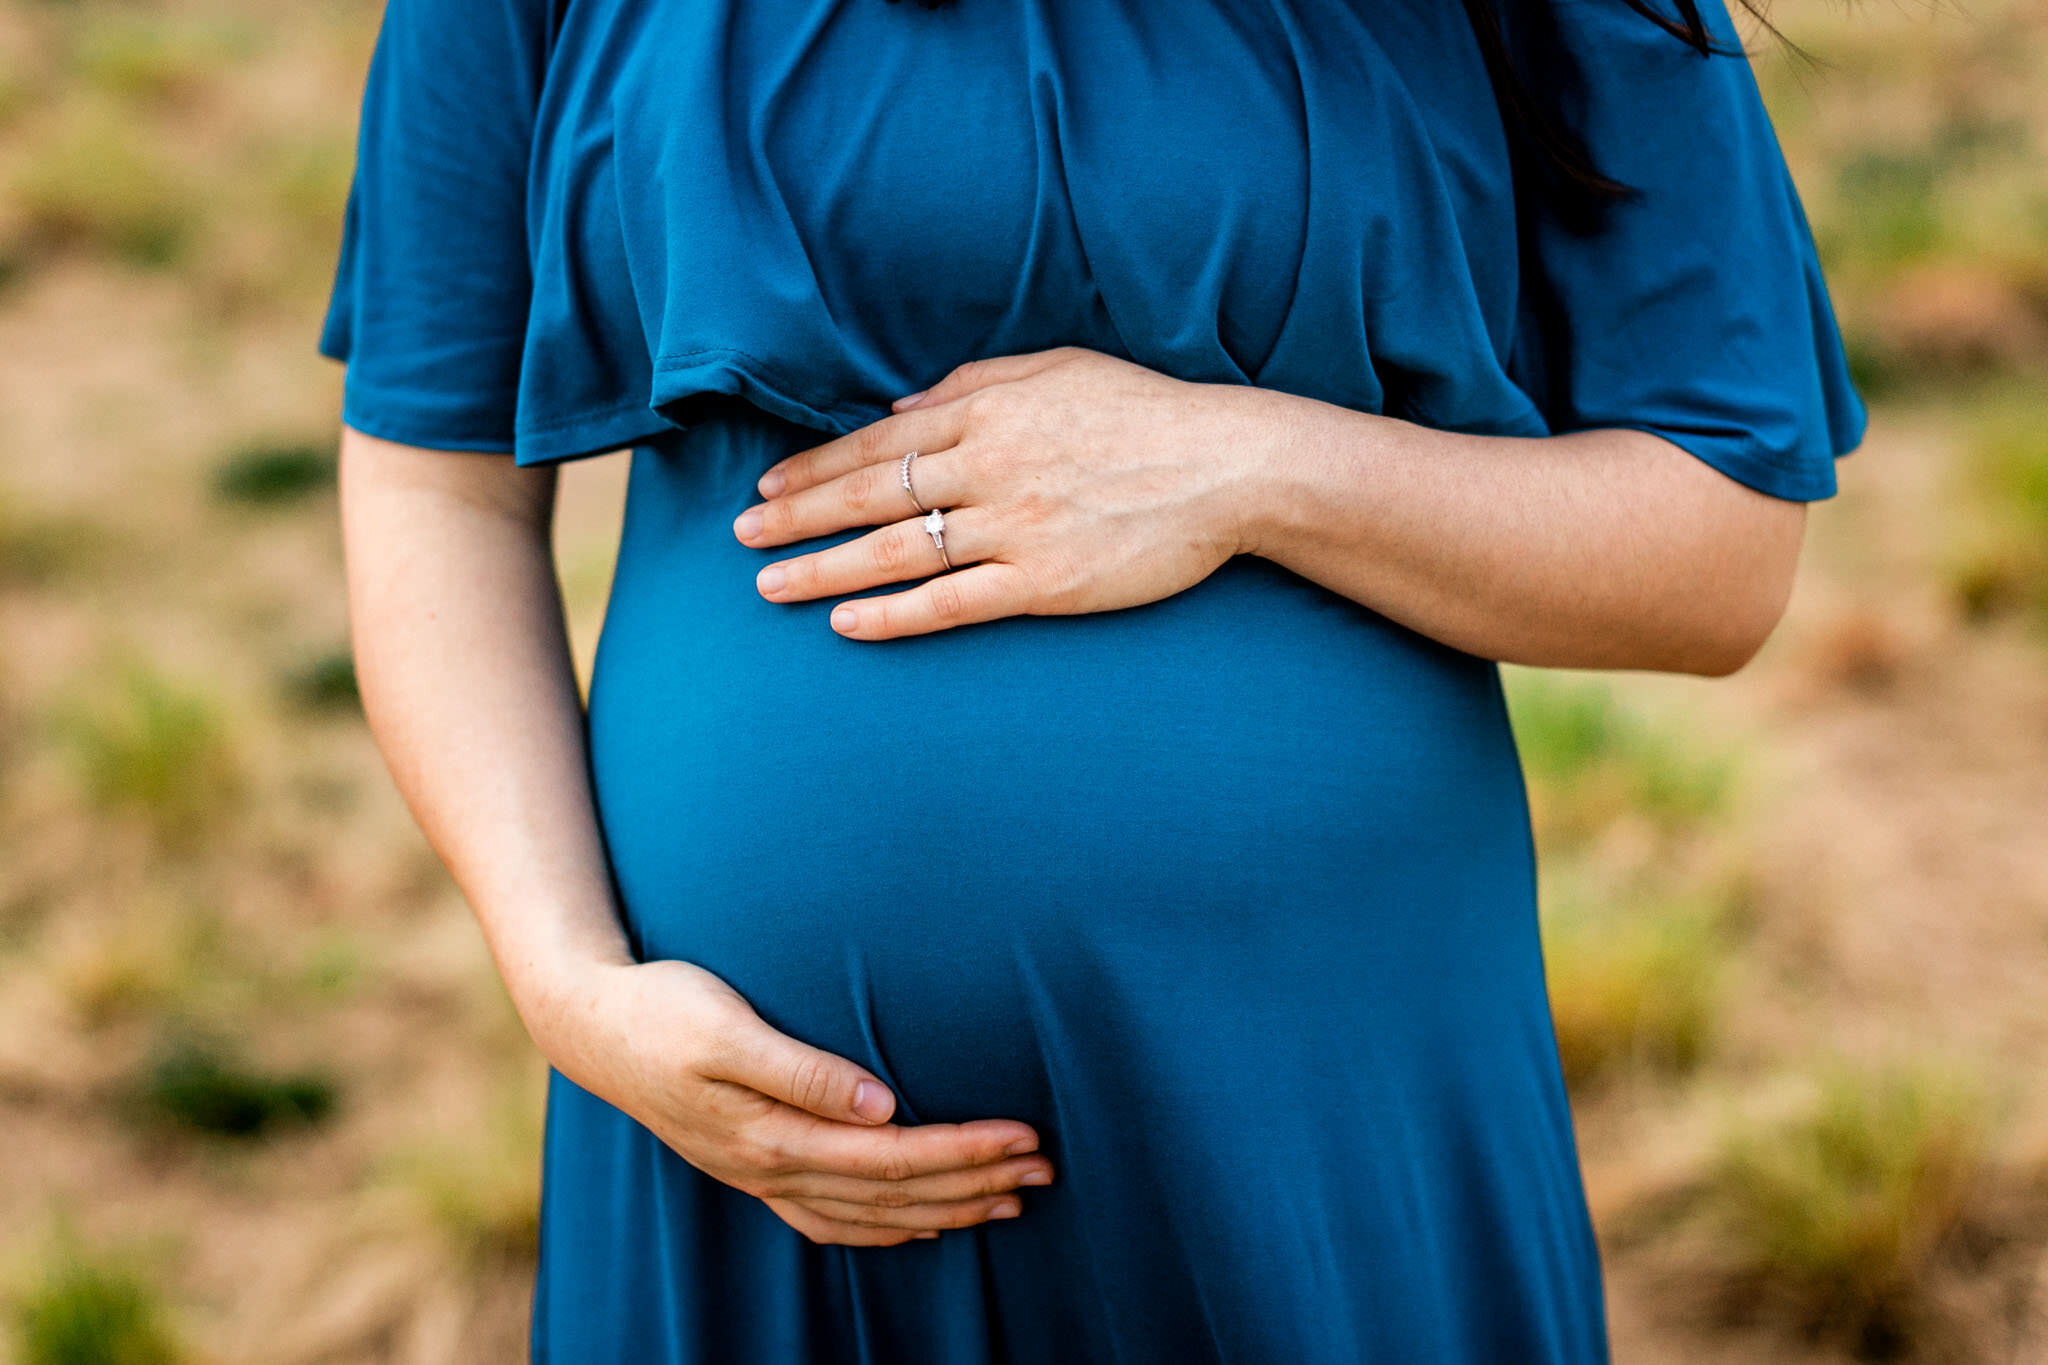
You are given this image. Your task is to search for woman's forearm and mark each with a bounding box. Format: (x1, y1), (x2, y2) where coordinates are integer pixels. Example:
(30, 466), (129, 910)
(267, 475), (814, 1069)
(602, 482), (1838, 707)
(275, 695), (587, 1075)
(1234, 387), (1809, 675)
(338, 427), (634, 1031)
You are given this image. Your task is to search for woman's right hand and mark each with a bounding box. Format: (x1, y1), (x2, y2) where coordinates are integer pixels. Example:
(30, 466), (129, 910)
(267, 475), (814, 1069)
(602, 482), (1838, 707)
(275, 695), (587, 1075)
(516, 956), (1056, 1247)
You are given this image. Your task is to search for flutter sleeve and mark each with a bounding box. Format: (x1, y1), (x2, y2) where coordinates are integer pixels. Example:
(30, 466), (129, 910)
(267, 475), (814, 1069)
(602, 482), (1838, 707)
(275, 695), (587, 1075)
(1502, 0), (1868, 502)
(317, 0), (553, 453)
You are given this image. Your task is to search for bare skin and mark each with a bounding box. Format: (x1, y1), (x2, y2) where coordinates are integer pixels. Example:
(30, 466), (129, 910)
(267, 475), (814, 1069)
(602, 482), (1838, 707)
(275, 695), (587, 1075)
(741, 346), (1804, 674)
(340, 428), (1053, 1249)
(340, 347), (1803, 1245)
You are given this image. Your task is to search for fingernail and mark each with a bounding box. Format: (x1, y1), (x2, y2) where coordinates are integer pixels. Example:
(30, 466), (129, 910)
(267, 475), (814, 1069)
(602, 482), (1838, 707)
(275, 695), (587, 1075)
(734, 508), (762, 540)
(852, 1080), (892, 1121)
(1019, 1169), (1051, 1186)
(758, 470), (785, 497)
(915, 1231), (940, 1240)
(758, 565), (785, 594)
(1004, 1137), (1037, 1156)
(990, 1200), (1021, 1219)
(831, 606), (858, 633)
(892, 388), (927, 410)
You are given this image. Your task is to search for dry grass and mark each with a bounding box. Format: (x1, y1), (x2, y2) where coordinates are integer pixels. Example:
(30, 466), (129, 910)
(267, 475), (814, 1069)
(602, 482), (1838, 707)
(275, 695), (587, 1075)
(1, 0), (2045, 1361)
(8, 1220), (185, 1365)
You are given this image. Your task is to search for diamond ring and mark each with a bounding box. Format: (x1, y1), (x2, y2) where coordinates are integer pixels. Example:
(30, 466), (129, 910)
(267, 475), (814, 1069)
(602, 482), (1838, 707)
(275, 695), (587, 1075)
(922, 508), (953, 571)
(899, 450), (927, 514)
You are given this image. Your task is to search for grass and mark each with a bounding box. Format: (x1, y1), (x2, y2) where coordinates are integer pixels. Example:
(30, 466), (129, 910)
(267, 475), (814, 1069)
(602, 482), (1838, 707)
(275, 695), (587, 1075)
(285, 648), (359, 715)
(131, 1031), (338, 1141)
(387, 1093), (545, 1270)
(8, 110), (198, 269)
(1503, 669), (1739, 845)
(68, 15), (232, 110)
(210, 441), (336, 508)
(55, 903), (236, 1031)
(49, 660), (241, 847)
(0, 487), (104, 587)
(1828, 148), (1947, 271)
(1698, 1056), (1996, 1356)
(1943, 383), (2048, 627)
(1539, 867), (1732, 1089)
(12, 1233), (181, 1365)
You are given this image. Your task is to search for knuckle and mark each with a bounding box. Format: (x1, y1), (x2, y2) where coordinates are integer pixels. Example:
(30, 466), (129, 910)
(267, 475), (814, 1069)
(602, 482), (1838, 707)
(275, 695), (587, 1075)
(787, 1055), (837, 1113)
(927, 575), (969, 623)
(962, 385), (1010, 425)
(870, 529), (910, 575)
(843, 463), (878, 512)
(869, 1149), (918, 1185)
(872, 1184), (915, 1210)
(761, 498), (797, 539)
(739, 1136), (790, 1178)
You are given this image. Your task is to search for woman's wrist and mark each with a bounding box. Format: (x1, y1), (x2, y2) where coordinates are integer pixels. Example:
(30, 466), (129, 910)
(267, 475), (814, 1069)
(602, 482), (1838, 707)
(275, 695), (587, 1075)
(1202, 381), (1355, 563)
(487, 914), (638, 1059)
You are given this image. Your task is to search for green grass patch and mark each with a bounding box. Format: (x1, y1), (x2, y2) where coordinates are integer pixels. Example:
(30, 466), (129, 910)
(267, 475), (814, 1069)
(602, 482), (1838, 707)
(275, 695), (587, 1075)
(1503, 669), (1738, 845)
(1700, 1056), (1995, 1355)
(12, 1234), (181, 1365)
(1826, 149), (1948, 270)
(8, 112), (197, 269)
(49, 661), (241, 846)
(285, 648), (359, 715)
(256, 135), (355, 248)
(1539, 869), (1731, 1089)
(69, 16), (223, 108)
(132, 1031), (338, 1140)
(1944, 385), (2048, 628)
(210, 441), (336, 507)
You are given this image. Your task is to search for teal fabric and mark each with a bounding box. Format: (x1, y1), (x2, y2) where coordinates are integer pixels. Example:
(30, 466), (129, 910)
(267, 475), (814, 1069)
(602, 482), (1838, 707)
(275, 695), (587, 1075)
(320, 1), (1867, 1360)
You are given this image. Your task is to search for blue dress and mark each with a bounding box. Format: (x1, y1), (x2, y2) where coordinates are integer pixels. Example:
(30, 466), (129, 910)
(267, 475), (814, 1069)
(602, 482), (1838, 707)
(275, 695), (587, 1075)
(320, 0), (1866, 1359)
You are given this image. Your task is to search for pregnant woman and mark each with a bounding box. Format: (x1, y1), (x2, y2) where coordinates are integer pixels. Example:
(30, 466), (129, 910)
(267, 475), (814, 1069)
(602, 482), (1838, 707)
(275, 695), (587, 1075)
(322, 0), (1865, 1358)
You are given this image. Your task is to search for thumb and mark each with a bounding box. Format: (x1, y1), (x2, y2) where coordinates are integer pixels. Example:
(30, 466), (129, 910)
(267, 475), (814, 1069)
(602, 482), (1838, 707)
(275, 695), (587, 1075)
(707, 1016), (897, 1125)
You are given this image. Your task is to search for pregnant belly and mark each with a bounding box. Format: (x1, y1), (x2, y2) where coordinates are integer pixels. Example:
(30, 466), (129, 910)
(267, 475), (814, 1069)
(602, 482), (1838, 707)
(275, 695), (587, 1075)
(584, 421), (1544, 1128)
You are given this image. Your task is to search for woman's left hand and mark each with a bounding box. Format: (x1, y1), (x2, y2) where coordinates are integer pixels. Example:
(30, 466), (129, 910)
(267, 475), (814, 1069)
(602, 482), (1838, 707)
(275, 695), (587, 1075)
(732, 347), (1282, 640)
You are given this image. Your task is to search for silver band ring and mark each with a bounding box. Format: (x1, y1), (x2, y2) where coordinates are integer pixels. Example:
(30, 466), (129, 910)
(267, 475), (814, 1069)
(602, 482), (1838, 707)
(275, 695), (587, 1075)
(922, 508), (953, 571)
(899, 450), (927, 514)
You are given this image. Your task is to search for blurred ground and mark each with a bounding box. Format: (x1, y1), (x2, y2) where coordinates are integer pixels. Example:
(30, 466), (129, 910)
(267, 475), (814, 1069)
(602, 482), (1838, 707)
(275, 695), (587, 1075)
(2, 0), (2045, 1361)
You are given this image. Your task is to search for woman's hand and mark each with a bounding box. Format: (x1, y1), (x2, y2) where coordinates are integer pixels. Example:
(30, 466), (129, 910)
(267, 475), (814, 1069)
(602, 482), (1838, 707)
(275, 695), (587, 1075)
(733, 347), (1285, 640)
(519, 956), (1055, 1247)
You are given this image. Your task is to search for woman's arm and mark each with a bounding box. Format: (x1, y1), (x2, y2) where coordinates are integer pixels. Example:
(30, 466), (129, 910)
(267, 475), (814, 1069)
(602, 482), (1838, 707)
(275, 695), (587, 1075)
(1237, 386), (1806, 676)
(730, 348), (1807, 675)
(339, 425), (1054, 1245)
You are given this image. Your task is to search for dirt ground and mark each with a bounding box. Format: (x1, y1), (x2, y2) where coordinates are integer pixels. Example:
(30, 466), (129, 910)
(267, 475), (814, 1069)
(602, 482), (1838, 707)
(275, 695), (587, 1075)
(2, 0), (2045, 1360)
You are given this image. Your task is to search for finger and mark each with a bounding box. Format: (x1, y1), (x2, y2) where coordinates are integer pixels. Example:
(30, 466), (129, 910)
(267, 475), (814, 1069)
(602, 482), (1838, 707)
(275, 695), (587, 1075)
(785, 1190), (1027, 1233)
(760, 507), (995, 603)
(763, 1196), (935, 1247)
(829, 563), (1031, 641)
(695, 1012), (898, 1125)
(748, 1107), (1041, 1183)
(767, 1153), (1055, 1208)
(737, 444), (973, 549)
(891, 347), (1090, 412)
(757, 404), (966, 500)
